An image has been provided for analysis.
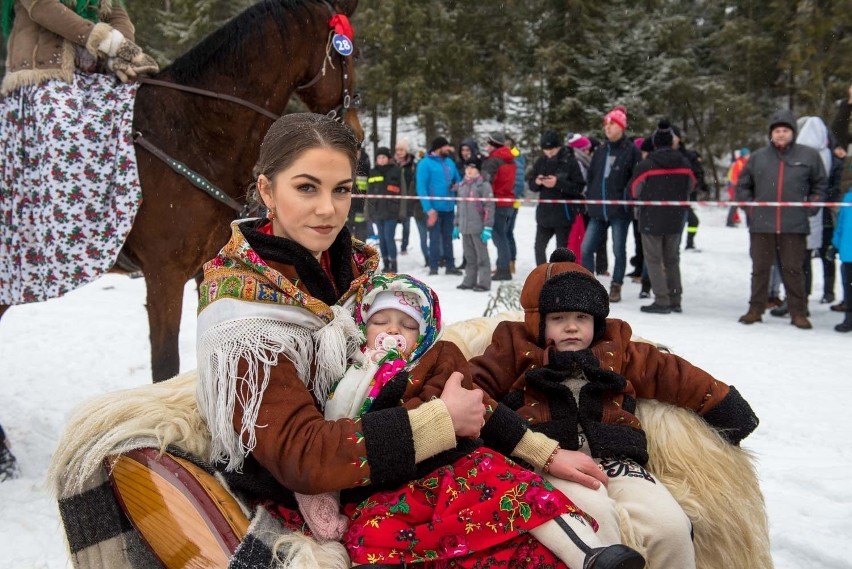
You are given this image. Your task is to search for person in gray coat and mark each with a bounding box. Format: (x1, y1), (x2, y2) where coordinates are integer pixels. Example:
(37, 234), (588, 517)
(736, 109), (828, 329)
(454, 156), (495, 291)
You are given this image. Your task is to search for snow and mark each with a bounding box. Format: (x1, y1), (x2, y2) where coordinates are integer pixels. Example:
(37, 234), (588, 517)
(1, 204), (850, 568)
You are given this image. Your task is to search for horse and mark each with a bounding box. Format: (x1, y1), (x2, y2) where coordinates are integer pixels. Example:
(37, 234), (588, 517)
(0, 0), (363, 382)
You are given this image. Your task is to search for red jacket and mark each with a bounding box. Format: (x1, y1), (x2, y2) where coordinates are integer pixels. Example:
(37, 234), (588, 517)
(482, 145), (517, 208)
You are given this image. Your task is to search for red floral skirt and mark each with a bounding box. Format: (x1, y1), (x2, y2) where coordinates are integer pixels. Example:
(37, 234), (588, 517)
(341, 448), (585, 567)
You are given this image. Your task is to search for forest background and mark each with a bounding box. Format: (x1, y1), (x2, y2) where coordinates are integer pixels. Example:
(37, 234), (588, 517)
(5, 0), (852, 193)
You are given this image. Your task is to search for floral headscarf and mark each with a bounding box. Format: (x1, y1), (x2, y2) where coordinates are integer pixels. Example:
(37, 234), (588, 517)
(326, 273), (441, 420)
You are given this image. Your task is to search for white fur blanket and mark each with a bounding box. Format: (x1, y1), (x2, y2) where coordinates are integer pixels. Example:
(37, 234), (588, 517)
(49, 312), (771, 569)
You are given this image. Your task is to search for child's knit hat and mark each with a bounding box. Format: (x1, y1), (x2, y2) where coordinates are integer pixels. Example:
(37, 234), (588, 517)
(520, 248), (609, 344)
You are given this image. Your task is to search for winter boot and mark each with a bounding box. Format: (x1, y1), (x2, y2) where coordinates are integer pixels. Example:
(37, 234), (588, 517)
(835, 312), (852, 333)
(738, 310), (763, 324)
(770, 301), (789, 317)
(509, 260), (516, 274)
(0, 427), (19, 482)
(831, 302), (848, 312)
(388, 258), (397, 273)
(640, 302), (671, 314)
(553, 517), (645, 569)
(791, 315), (813, 329)
(381, 257), (390, 273)
(492, 268), (513, 281)
(685, 233), (696, 250)
(609, 283), (622, 303)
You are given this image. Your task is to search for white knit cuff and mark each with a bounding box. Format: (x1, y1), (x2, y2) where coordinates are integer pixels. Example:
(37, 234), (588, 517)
(512, 430), (559, 470)
(409, 399), (456, 463)
(98, 29), (125, 57)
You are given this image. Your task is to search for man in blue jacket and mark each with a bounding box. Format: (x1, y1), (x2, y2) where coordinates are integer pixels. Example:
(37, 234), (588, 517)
(736, 109), (828, 329)
(417, 136), (462, 275)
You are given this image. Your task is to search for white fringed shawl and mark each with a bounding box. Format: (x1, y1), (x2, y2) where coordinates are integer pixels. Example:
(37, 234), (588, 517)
(196, 298), (362, 472)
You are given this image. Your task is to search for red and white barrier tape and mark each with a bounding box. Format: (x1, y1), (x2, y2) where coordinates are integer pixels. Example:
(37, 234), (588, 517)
(354, 193), (851, 208)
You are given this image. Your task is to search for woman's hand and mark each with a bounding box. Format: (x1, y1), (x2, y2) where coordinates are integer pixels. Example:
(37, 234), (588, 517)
(546, 449), (608, 490)
(440, 372), (485, 438)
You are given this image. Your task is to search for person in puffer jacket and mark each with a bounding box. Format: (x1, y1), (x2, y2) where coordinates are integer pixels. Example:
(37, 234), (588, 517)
(736, 108), (828, 329)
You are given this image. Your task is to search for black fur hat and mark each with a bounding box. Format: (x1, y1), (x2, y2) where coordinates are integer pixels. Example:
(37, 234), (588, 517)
(538, 249), (610, 343)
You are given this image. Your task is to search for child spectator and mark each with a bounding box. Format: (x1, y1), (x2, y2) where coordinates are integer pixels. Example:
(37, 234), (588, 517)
(470, 248), (759, 568)
(454, 156), (495, 292)
(297, 273), (645, 568)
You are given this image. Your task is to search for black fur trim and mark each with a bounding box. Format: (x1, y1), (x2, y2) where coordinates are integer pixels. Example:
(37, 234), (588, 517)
(361, 406), (417, 486)
(701, 385), (759, 445)
(502, 390), (525, 411)
(216, 454), (298, 510)
(547, 348), (600, 372)
(366, 369), (409, 412)
(241, 220), (355, 306)
(481, 403), (529, 456)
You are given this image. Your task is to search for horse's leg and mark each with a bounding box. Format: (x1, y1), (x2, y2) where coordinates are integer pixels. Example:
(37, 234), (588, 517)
(144, 266), (187, 382)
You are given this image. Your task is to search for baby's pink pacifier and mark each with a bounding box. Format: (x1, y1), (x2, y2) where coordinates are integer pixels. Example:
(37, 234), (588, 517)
(374, 332), (407, 353)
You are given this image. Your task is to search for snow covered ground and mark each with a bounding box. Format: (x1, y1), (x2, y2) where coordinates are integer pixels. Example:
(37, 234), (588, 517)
(0, 204), (849, 568)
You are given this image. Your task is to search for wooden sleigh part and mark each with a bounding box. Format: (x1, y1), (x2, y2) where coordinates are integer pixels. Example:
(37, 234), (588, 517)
(57, 312), (771, 569)
(106, 448), (248, 569)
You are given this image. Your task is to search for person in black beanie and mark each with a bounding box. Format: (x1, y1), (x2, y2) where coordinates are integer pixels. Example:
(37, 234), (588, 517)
(630, 120), (696, 314)
(470, 247), (759, 569)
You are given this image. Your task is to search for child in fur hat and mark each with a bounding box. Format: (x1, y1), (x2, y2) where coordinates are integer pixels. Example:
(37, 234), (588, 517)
(470, 248), (760, 569)
(297, 272), (644, 569)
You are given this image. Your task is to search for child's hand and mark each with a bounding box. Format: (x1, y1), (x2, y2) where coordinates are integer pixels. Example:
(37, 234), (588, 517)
(546, 450), (608, 490)
(441, 372), (485, 438)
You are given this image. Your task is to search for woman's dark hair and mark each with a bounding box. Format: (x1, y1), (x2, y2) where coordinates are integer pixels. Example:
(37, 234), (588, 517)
(251, 113), (360, 202)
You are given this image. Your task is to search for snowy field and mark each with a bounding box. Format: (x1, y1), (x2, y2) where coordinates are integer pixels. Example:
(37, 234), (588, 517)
(0, 204), (849, 569)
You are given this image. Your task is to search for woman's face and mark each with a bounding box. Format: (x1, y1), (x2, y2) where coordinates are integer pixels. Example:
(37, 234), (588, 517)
(258, 147), (353, 259)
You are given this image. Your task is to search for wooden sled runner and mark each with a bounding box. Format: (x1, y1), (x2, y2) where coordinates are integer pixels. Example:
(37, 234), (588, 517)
(54, 312), (773, 569)
(106, 448), (248, 568)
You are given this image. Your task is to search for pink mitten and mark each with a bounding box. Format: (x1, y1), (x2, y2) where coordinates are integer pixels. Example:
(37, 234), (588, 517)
(294, 492), (349, 542)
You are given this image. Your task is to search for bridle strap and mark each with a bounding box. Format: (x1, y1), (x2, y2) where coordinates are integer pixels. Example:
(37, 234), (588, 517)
(136, 77), (280, 121)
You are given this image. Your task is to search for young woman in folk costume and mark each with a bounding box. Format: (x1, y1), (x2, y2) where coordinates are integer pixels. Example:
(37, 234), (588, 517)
(0, 0), (157, 305)
(195, 113), (636, 568)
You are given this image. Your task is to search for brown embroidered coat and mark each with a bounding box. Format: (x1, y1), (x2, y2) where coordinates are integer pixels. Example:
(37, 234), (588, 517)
(470, 319), (758, 463)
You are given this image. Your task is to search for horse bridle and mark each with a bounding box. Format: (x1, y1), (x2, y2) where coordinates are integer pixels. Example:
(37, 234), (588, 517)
(133, 9), (360, 216)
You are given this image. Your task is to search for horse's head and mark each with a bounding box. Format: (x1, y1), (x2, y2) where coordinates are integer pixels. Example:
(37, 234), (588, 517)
(295, 1), (364, 142)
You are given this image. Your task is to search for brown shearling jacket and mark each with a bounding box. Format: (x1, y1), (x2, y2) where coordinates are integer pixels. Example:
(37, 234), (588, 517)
(470, 319), (758, 463)
(2, 0), (135, 94)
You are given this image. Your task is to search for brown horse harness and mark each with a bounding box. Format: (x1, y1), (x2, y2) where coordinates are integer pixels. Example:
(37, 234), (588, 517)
(132, 28), (360, 217)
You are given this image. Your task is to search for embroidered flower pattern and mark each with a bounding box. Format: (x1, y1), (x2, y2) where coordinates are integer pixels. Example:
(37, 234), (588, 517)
(343, 449), (579, 566)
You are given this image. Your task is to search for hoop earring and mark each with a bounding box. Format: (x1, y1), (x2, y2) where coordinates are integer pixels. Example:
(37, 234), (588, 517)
(266, 208), (276, 221)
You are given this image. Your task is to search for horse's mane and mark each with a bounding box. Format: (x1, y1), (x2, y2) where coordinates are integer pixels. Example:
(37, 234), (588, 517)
(164, 0), (321, 85)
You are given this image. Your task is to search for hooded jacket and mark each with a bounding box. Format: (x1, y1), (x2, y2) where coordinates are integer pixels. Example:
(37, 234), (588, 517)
(481, 145), (517, 208)
(736, 109), (828, 234)
(630, 147), (696, 235)
(416, 152), (461, 213)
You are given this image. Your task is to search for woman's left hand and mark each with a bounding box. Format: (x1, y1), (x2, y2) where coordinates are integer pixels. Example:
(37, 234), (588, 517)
(440, 372), (485, 438)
